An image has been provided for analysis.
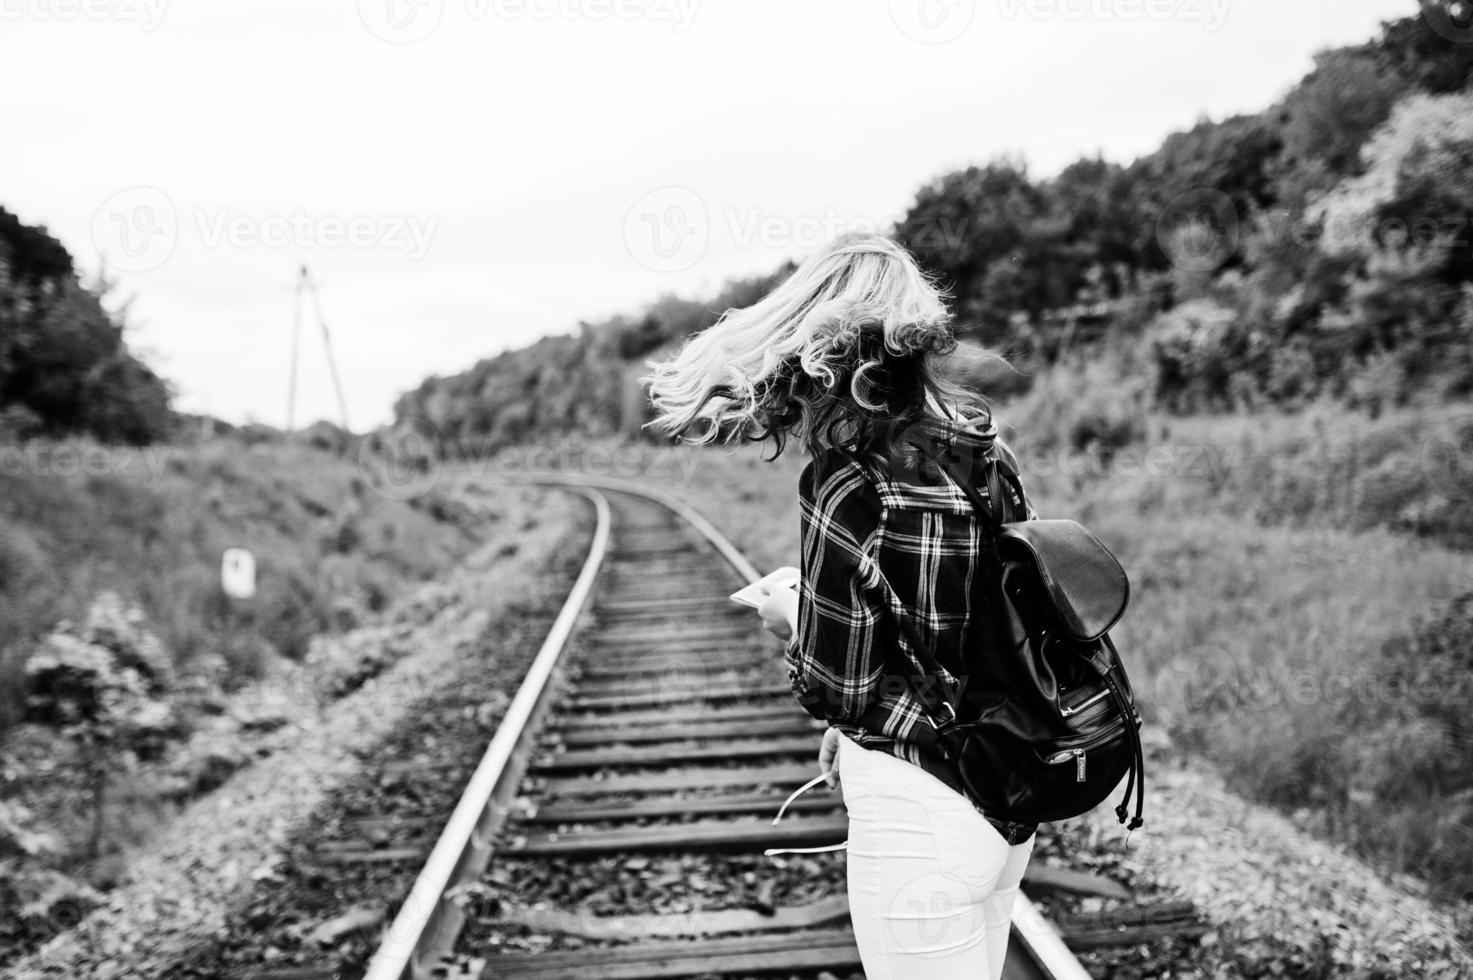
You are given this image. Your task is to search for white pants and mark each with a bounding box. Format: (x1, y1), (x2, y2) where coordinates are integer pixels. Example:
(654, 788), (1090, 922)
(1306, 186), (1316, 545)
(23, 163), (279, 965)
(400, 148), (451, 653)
(837, 732), (1035, 980)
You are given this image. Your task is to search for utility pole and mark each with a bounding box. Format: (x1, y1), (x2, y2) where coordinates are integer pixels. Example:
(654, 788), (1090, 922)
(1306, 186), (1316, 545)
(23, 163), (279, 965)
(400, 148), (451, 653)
(284, 266), (351, 434)
(285, 268), (305, 433)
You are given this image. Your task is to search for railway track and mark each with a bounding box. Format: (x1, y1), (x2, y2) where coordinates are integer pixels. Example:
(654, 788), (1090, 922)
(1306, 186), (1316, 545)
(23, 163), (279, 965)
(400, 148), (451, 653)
(353, 477), (1106, 980)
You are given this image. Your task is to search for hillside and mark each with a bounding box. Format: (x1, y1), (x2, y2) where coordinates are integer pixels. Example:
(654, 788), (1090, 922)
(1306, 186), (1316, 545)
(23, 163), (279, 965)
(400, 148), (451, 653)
(392, 5), (1473, 452)
(0, 426), (529, 962)
(391, 269), (791, 453)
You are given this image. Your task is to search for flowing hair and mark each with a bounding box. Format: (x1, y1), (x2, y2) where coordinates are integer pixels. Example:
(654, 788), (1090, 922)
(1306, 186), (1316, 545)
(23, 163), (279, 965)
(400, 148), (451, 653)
(643, 231), (1010, 457)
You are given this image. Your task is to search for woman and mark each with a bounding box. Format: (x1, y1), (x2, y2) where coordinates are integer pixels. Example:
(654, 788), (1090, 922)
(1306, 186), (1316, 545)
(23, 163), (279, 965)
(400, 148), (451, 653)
(644, 231), (1037, 980)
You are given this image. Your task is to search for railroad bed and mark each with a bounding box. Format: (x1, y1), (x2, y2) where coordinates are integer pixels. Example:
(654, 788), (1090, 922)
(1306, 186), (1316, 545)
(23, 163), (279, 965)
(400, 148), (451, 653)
(355, 482), (1194, 980)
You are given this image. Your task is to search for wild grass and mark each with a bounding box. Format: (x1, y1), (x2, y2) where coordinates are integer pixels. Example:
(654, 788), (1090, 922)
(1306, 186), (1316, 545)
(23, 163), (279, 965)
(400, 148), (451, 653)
(0, 479), (574, 962)
(616, 390), (1473, 889)
(0, 434), (482, 731)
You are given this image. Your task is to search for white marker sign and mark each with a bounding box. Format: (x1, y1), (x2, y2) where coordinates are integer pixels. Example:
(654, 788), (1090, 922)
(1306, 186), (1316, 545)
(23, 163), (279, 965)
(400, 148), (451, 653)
(221, 547), (257, 600)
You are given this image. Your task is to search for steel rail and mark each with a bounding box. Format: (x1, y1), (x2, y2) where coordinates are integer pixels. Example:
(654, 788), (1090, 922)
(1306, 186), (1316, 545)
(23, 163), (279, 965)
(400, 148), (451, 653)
(507, 472), (761, 585)
(362, 487), (611, 980)
(1013, 892), (1096, 980)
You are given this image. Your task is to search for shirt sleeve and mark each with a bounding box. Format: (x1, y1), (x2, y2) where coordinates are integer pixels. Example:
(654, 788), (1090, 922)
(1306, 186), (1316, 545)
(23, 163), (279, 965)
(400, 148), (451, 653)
(785, 453), (887, 725)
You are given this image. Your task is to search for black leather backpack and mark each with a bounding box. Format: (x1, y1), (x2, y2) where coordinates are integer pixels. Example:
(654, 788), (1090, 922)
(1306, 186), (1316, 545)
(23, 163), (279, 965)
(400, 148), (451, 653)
(879, 432), (1147, 830)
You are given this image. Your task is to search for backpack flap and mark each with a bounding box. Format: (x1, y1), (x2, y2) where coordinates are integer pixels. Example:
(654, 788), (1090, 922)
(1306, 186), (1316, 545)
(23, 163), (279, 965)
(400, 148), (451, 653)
(997, 519), (1129, 642)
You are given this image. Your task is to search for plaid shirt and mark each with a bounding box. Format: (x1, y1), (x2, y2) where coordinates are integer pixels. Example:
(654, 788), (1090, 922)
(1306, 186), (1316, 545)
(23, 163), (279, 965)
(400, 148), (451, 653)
(784, 414), (1040, 845)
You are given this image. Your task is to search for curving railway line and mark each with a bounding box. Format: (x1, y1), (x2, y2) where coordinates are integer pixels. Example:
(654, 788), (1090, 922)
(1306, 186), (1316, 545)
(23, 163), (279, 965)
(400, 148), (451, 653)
(360, 476), (1095, 980)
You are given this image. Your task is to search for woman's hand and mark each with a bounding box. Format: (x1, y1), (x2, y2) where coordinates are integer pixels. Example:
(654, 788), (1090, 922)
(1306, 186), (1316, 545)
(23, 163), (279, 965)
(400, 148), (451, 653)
(818, 726), (841, 789)
(757, 586), (798, 642)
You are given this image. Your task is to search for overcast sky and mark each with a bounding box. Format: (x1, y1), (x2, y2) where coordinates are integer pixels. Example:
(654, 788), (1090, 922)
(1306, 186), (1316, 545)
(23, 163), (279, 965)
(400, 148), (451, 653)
(1, 0), (1416, 429)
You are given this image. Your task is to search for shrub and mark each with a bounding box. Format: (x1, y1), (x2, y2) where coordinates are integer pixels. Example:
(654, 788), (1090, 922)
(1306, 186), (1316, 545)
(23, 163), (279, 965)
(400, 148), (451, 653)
(998, 348), (1150, 460)
(1145, 299), (1242, 412)
(24, 594), (182, 858)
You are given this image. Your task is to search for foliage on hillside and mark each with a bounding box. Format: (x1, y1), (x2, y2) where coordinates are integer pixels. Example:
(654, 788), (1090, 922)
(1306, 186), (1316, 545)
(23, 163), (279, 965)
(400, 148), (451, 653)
(393, 4), (1473, 446)
(0, 208), (172, 445)
(879, 11), (1473, 414)
(0, 437), (496, 954)
(391, 267), (792, 453)
(0, 436), (481, 732)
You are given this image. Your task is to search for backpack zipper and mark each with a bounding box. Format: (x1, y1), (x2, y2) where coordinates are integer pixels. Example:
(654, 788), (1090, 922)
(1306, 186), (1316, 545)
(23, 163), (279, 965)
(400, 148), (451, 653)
(1048, 747), (1089, 781)
(1043, 718), (1129, 781)
(1060, 687), (1110, 718)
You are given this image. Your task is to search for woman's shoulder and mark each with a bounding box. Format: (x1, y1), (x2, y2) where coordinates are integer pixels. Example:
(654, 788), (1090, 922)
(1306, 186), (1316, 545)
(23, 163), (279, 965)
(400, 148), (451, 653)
(798, 446), (882, 512)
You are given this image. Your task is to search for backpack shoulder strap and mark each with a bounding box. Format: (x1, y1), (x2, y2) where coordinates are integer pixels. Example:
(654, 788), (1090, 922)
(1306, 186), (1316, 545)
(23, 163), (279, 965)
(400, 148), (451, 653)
(887, 438), (1032, 721)
(833, 441), (984, 724)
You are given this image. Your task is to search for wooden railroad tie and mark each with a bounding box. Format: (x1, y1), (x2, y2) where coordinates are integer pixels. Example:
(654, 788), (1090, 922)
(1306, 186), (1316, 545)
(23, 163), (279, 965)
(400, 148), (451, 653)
(477, 929), (865, 980)
(548, 716), (822, 747)
(550, 702), (810, 730)
(480, 895), (1206, 962)
(535, 761), (818, 795)
(523, 790), (839, 823)
(505, 814), (851, 856)
(567, 671), (774, 699)
(567, 682), (792, 711)
(531, 735), (819, 772)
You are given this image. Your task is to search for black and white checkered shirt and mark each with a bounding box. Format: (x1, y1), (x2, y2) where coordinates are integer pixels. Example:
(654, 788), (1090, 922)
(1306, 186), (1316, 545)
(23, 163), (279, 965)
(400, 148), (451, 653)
(784, 413), (1040, 845)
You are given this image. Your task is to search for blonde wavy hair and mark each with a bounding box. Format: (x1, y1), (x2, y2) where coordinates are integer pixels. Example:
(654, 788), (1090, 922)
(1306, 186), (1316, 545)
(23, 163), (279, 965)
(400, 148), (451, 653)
(643, 231), (1005, 457)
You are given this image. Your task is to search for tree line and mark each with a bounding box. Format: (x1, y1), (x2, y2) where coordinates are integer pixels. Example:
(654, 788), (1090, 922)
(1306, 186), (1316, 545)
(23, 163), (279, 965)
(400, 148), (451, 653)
(0, 208), (172, 445)
(393, 2), (1473, 450)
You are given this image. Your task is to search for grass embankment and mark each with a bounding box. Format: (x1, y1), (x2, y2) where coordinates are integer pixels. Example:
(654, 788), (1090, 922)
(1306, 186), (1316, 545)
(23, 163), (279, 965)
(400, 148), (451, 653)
(616, 396), (1473, 896)
(0, 434), (492, 958)
(5, 481), (587, 979)
(0, 435), (480, 727)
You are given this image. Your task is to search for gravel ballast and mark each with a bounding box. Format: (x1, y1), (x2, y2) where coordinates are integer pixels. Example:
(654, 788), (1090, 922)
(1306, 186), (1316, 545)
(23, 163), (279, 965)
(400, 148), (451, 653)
(1063, 743), (1473, 979)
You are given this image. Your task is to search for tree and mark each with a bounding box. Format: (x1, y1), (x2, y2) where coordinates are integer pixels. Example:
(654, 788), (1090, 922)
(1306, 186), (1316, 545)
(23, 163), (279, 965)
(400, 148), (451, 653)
(1275, 49), (1407, 200)
(894, 159), (1060, 344)
(23, 594), (177, 859)
(389, 267), (793, 454)
(0, 208), (173, 445)
(1371, 2), (1473, 95)
(1049, 156), (1142, 294)
(1311, 91), (1473, 272)
(0, 206), (71, 283)
(1127, 112), (1284, 272)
